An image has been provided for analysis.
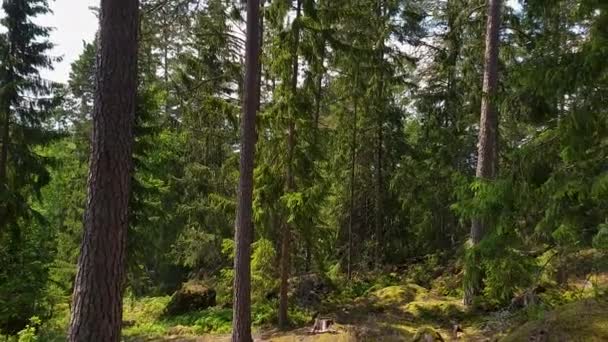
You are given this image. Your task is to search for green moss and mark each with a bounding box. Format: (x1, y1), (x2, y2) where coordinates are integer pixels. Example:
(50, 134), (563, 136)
(412, 326), (444, 342)
(123, 296), (171, 322)
(372, 284), (428, 306)
(502, 299), (608, 342)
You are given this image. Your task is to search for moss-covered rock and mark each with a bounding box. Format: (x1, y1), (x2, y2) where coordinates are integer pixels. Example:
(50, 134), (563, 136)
(501, 299), (608, 342)
(164, 281), (216, 316)
(412, 326), (445, 341)
(289, 273), (334, 308)
(372, 284), (428, 307)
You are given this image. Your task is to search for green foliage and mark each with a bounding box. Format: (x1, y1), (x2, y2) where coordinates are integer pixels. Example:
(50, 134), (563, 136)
(119, 295), (312, 339)
(192, 307), (232, 334)
(16, 317), (41, 342)
(0, 0), (60, 333)
(216, 238), (278, 304)
(593, 224), (608, 251)
(251, 239), (278, 299)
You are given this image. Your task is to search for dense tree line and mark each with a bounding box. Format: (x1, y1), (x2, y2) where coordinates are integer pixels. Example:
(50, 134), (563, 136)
(1, 0), (607, 339)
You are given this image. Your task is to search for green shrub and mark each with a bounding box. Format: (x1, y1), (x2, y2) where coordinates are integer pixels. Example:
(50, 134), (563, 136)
(193, 308), (232, 334)
(17, 317), (41, 342)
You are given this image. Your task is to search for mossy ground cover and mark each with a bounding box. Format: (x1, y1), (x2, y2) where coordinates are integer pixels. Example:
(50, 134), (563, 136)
(501, 299), (608, 342)
(26, 268), (608, 341)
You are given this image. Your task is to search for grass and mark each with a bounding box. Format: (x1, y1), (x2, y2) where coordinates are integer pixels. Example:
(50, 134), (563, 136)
(120, 296), (314, 340)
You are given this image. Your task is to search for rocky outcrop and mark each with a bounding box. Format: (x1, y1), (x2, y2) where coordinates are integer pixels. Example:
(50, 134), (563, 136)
(165, 281), (216, 316)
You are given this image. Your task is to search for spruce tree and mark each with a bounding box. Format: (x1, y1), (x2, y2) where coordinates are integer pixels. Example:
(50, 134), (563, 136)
(0, 0), (55, 235)
(464, 0), (502, 306)
(0, 0), (57, 333)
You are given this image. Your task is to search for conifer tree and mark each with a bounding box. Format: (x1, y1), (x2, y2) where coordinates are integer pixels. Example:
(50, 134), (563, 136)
(0, 0), (57, 333)
(68, 0), (139, 339)
(232, 0), (260, 340)
(0, 0), (55, 234)
(464, 0), (502, 306)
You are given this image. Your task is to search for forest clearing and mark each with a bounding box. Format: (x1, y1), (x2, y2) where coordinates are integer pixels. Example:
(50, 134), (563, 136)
(1, 0), (608, 341)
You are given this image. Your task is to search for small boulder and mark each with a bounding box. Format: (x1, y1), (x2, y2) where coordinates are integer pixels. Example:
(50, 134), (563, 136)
(165, 281), (216, 316)
(289, 273), (333, 308)
(413, 327), (445, 342)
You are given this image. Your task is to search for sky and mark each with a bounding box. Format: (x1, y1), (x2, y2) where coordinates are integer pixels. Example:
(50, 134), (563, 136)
(37, 0), (99, 83)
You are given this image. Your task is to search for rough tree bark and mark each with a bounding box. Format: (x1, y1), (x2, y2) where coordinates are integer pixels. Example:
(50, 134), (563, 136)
(464, 0), (501, 306)
(279, 0), (302, 328)
(232, 0), (260, 340)
(67, 0), (139, 340)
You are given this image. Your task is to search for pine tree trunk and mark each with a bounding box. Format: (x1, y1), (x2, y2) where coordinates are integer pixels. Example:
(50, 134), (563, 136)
(0, 103), (9, 232)
(314, 42), (325, 132)
(375, 117), (383, 267)
(232, 0), (261, 341)
(162, 13), (170, 119)
(257, 0), (265, 112)
(347, 70), (358, 281)
(374, 0), (385, 269)
(279, 0), (301, 328)
(464, 0), (501, 307)
(67, 0), (139, 340)
(0, 106), (8, 187)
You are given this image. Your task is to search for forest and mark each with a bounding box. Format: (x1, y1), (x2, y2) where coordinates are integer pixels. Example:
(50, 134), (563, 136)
(1, 0), (608, 341)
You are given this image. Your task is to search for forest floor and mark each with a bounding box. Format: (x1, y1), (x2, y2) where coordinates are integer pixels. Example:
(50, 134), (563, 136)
(36, 252), (608, 341)
(123, 276), (608, 342)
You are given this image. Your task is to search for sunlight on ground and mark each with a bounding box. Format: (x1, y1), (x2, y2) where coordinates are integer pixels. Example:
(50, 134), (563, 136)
(502, 299), (608, 342)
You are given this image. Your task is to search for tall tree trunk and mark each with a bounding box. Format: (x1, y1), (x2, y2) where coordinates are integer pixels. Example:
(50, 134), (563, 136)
(0, 105), (8, 187)
(232, 0), (260, 340)
(0, 101), (9, 232)
(464, 0), (501, 307)
(67, 0), (139, 340)
(375, 113), (383, 267)
(374, 0), (385, 269)
(278, 0), (301, 328)
(162, 13), (170, 119)
(314, 42), (325, 132)
(257, 0), (265, 112)
(347, 70), (358, 281)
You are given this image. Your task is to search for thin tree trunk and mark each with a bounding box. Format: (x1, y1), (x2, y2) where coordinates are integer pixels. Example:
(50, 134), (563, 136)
(278, 0), (301, 328)
(0, 102), (9, 232)
(162, 15), (170, 119)
(304, 234), (312, 272)
(375, 113), (383, 267)
(67, 0), (139, 340)
(232, 0), (260, 340)
(257, 0), (265, 112)
(374, 0), (385, 269)
(347, 70), (358, 281)
(0, 105), (8, 187)
(314, 42), (325, 132)
(464, 0), (501, 307)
